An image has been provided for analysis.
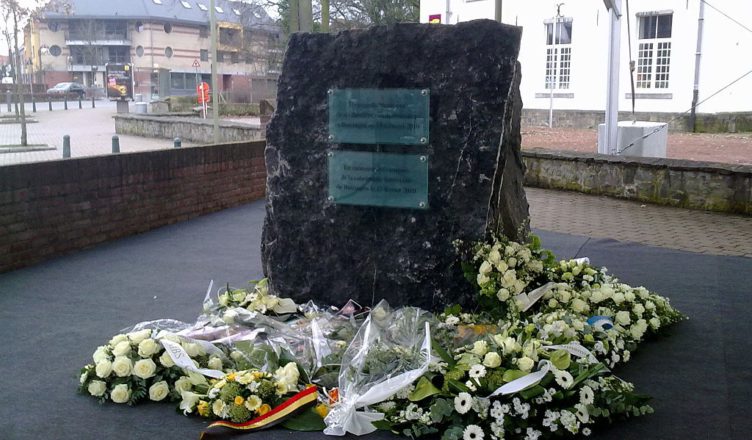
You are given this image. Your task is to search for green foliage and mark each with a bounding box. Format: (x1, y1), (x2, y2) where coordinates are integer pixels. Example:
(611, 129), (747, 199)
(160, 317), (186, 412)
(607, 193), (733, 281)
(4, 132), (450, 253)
(281, 407), (327, 431)
(408, 376), (441, 402)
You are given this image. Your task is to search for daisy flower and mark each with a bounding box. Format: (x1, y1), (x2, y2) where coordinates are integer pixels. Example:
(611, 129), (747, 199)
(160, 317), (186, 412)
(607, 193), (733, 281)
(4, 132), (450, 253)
(463, 424), (485, 440)
(469, 364), (487, 379)
(454, 392), (473, 415)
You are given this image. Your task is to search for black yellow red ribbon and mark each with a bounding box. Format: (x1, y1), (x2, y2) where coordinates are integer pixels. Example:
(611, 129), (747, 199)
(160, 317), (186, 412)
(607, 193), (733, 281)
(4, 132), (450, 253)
(200, 385), (319, 439)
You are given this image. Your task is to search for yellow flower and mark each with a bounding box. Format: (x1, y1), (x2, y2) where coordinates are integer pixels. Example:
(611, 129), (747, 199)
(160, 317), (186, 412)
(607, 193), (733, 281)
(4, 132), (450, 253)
(234, 395), (245, 406)
(226, 372), (237, 382)
(197, 400), (210, 417)
(258, 404), (271, 415)
(314, 403), (329, 418)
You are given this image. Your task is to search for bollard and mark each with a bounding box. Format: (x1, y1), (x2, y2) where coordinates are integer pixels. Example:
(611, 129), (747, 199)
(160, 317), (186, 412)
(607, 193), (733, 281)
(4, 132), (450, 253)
(91, 95), (95, 109)
(5, 90), (10, 112)
(112, 135), (120, 153)
(31, 94), (36, 113)
(78, 95), (82, 109)
(48, 96), (52, 111)
(64, 94), (68, 110)
(174, 137), (181, 148)
(63, 135), (71, 158)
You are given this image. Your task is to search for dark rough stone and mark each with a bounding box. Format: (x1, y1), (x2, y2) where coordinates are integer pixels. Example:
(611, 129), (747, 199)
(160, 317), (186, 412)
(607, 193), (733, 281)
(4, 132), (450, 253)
(262, 20), (529, 311)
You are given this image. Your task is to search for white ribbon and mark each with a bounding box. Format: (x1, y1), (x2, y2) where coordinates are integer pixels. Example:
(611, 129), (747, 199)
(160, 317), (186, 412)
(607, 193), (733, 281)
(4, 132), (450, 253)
(159, 338), (225, 379)
(514, 282), (556, 312)
(324, 322), (432, 436)
(543, 342), (599, 364)
(573, 257), (590, 265)
(488, 361), (551, 397)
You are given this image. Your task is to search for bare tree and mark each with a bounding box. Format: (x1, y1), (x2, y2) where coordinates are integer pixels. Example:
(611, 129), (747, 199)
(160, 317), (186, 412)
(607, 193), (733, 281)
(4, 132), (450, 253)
(0, 0), (33, 145)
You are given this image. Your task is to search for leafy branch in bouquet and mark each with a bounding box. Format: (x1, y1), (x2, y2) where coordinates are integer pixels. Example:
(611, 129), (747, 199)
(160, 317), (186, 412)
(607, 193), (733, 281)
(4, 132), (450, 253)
(207, 279), (299, 325)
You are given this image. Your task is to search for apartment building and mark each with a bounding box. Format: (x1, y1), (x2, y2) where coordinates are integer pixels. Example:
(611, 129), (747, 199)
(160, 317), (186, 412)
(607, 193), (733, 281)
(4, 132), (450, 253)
(420, 0), (752, 114)
(24, 0), (282, 100)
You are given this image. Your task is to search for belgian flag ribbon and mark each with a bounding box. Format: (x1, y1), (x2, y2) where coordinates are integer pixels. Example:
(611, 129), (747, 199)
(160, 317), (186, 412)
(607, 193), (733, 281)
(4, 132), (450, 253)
(200, 385), (319, 439)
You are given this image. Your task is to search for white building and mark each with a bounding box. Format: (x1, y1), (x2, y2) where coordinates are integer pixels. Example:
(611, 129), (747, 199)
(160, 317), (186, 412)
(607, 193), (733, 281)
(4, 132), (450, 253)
(419, 0), (752, 115)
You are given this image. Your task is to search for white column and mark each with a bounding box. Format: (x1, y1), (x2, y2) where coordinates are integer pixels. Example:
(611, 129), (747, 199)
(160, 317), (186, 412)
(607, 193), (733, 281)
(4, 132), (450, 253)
(602, 0), (622, 155)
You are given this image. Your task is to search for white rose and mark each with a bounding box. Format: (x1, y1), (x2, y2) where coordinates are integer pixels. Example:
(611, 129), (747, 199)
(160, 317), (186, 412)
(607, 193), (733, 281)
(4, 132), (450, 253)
(612, 292), (625, 304)
(502, 270), (516, 286)
(645, 301), (656, 310)
(502, 337), (518, 354)
(591, 290), (604, 303)
(517, 356), (534, 372)
(112, 356), (133, 377)
(615, 311), (631, 326)
(479, 261), (493, 275)
(572, 265), (582, 276)
(649, 317), (661, 330)
(559, 290), (571, 303)
(133, 358), (157, 379)
(489, 249), (501, 264)
(159, 350), (175, 368)
(483, 352), (502, 368)
(112, 340), (132, 357)
(445, 316), (460, 326)
(633, 304), (645, 316)
(513, 279), (526, 294)
(87, 380), (107, 397)
(110, 384), (131, 404)
(127, 329), (152, 345)
(507, 257), (517, 268)
(174, 376), (192, 393)
(571, 298), (589, 313)
(138, 338), (160, 358)
(222, 310), (238, 324)
(92, 346), (110, 363)
(496, 288), (510, 302)
(624, 291), (636, 302)
(95, 360), (113, 378)
(208, 357), (223, 370)
(274, 362), (300, 389)
(477, 273), (490, 286)
(182, 342), (201, 358)
(495, 260), (509, 273)
(108, 334), (128, 346)
(471, 340), (489, 357)
(149, 380), (170, 401)
(218, 293), (229, 307)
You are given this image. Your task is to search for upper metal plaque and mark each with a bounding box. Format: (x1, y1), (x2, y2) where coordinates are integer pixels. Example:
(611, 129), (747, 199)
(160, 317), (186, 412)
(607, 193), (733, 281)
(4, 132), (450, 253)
(328, 88), (430, 145)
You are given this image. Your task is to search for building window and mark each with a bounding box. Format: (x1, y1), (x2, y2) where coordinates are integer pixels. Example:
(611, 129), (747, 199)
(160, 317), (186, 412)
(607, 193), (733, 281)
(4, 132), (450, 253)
(231, 52), (239, 64)
(637, 12), (672, 89)
(49, 45), (62, 56)
(108, 46), (130, 63)
(200, 49), (208, 61)
(136, 46), (144, 57)
(199, 26), (209, 38)
(180, 0), (192, 8)
(136, 21), (144, 32)
(48, 22), (59, 32)
(165, 47), (173, 58)
(544, 18), (572, 89)
(198, 3), (208, 12)
(164, 23), (172, 34)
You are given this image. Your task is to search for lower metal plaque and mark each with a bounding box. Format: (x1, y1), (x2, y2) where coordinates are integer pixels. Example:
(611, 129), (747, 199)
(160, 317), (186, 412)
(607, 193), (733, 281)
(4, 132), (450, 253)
(327, 151), (429, 209)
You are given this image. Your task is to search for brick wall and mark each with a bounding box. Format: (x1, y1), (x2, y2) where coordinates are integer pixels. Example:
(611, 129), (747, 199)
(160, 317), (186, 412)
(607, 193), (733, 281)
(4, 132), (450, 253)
(0, 141), (266, 273)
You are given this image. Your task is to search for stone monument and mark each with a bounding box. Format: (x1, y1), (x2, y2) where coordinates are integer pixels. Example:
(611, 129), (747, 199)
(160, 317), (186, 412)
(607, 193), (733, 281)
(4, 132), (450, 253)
(262, 20), (528, 310)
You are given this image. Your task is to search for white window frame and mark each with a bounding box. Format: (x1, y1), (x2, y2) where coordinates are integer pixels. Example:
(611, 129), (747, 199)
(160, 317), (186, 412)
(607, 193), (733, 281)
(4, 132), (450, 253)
(636, 12), (673, 90)
(544, 18), (573, 90)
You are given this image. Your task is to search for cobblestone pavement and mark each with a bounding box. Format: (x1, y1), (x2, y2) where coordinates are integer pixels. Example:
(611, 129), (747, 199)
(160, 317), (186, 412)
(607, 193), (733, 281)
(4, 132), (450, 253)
(527, 187), (752, 257)
(0, 101), (195, 166)
(522, 126), (752, 165)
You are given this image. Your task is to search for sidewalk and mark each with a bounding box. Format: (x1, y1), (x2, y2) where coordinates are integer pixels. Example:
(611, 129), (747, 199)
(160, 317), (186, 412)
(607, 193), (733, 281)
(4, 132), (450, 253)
(526, 187), (752, 257)
(0, 101), (195, 166)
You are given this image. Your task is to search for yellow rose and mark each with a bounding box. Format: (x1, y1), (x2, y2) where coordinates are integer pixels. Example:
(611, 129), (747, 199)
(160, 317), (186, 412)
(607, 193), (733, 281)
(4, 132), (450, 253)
(258, 403), (271, 415)
(149, 380), (170, 401)
(110, 384), (131, 404)
(197, 400), (210, 417)
(234, 395), (245, 406)
(314, 403), (329, 418)
(112, 356), (133, 377)
(133, 359), (157, 379)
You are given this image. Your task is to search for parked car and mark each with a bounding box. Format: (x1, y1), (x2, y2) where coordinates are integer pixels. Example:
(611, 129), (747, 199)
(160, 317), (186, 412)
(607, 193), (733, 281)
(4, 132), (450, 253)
(46, 82), (86, 98)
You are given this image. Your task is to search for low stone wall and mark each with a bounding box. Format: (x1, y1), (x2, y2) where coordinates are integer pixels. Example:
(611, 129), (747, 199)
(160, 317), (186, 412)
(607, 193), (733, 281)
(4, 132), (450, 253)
(523, 149), (752, 215)
(114, 114), (264, 143)
(522, 109), (752, 133)
(0, 141), (266, 273)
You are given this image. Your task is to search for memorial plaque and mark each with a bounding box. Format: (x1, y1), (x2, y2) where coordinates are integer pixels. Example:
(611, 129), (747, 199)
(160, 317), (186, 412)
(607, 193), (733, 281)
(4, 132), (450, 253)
(328, 151), (428, 209)
(328, 89), (430, 145)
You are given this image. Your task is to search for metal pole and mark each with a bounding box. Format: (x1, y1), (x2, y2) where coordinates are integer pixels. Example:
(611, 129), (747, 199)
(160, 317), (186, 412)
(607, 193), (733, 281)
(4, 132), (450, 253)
(210, 0), (219, 144)
(63, 135), (70, 158)
(289, 0), (300, 32)
(78, 95), (82, 109)
(603, 0), (622, 155)
(689, 1), (705, 133)
(111, 135), (120, 153)
(48, 95), (52, 111)
(549, 15), (557, 128)
(445, 0), (452, 24)
(321, 0), (330, 32)
(495, 0), (502, 22)
(64, 94), (68, 110)
(6, 90), (11, 112)
(174, 137), (181, 148)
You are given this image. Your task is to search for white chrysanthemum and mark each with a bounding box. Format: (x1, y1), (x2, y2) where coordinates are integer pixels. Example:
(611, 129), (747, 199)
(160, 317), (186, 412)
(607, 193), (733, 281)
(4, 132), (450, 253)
(445, 315), (460, 326)
(463, 424), (485, 440)
(465, 380), (478, 392)
(525, 427), (542, 440)
(575, 403), (590, 423)
(454, 392), (473, 415)
(579, 385), (594, 405)
(582, 427), (592, 436)
(554, 370), (574, 389)
(490, 402), (504, 420)
(469, 364), (487, 379)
